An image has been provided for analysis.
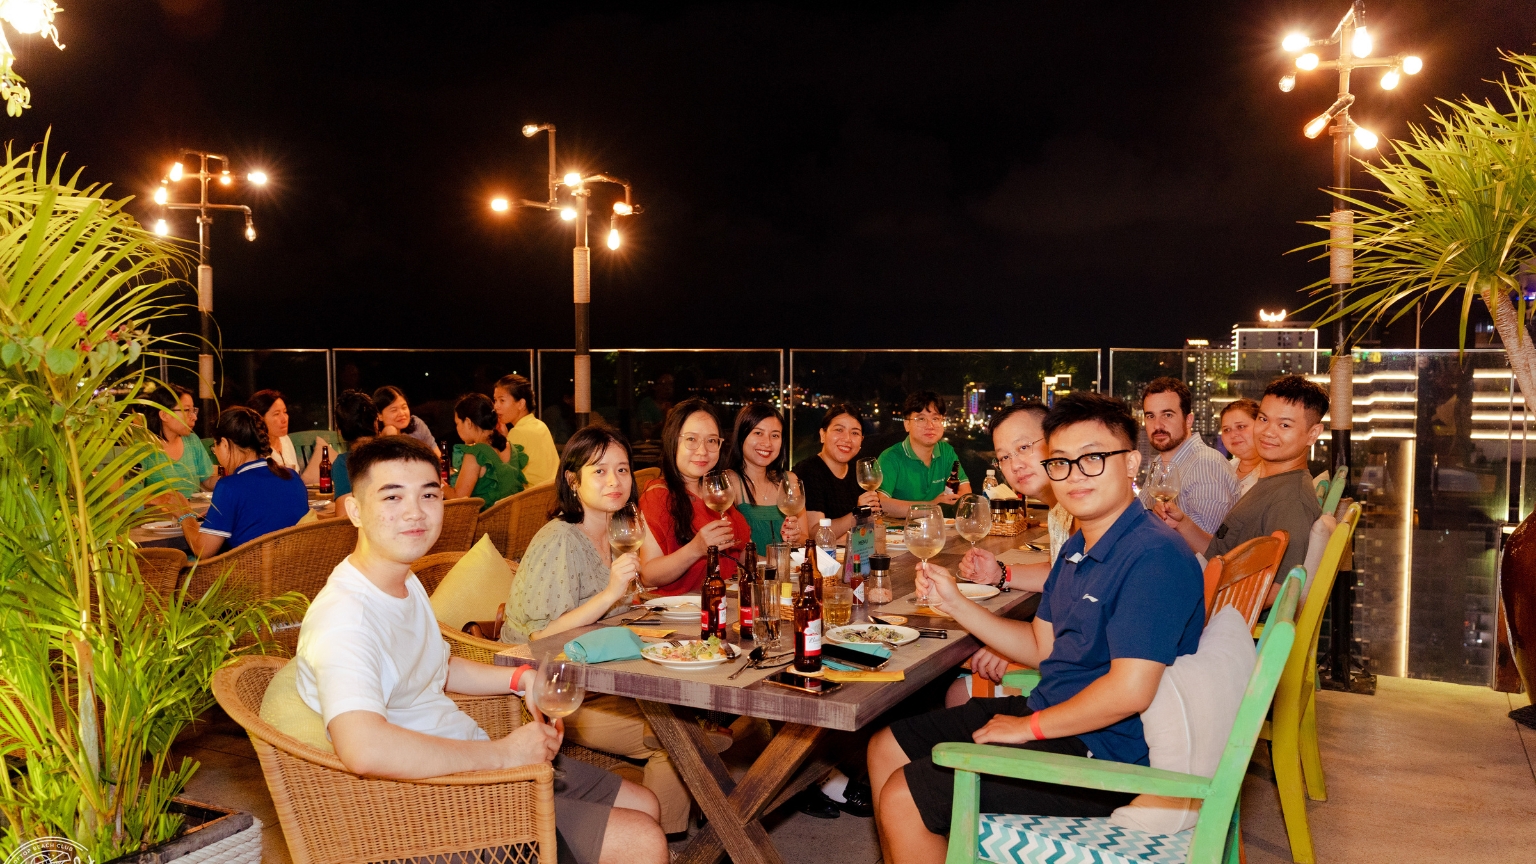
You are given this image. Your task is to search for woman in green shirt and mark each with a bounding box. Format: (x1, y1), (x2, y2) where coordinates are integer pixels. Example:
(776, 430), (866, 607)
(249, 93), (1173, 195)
(446, 393), (526, 510)
(724, 403), (806, 550)
(141, 384), (216, 499)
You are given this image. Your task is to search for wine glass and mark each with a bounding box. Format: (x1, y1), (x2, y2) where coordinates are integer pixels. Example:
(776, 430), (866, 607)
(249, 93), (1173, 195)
(904, 505), (946, 606)
(607, 502), (645, 603)
(856, 458), (883, 492)
(1146, 461), (1182, 509)
(701, 470), (736, 522)
(954, 494), (990, 551)
(531, 654), (586, 776)
(777, 473), (806, 520)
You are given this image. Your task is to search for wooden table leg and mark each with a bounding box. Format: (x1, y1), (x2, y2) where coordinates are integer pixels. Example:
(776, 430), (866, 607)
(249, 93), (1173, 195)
(639, 700), (827, 864)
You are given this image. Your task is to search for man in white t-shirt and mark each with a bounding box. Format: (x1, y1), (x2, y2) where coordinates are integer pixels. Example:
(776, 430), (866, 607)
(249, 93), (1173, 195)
(296, 435), (666, 864)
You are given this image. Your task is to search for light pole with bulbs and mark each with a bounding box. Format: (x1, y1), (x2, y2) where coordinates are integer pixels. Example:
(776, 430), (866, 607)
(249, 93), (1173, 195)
(489, 123), (640, 431)
(1278, 0), (1421, 694)
(152, 151), (268, 432)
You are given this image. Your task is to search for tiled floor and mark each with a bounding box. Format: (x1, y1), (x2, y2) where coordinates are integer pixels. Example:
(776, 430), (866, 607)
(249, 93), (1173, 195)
(175, 676), (1536, 864)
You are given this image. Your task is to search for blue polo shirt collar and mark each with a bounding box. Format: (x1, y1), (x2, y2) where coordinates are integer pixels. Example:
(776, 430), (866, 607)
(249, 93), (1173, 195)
(235, 460), (267, 475)
(1077, 500), (1147, 563)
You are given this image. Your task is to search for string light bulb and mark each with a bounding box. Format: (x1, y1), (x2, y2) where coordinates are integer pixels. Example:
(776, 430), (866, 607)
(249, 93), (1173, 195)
(522, 124), (541, 137)
(1381, 69), (1400, 90)
(1282, 33), (1310, 53)
(247, 170), (268, 185)
(1279, 74), (1296, 93)
(168, 162), (184, 181)
(1296, 53), (1319, 71)
(1304, 112), (1332, 139)
(563, 172), (582, 187)
(153, 219), (169, 236)
(1351, 26), (1372, 58)
(1354, 126), (1379, 149)
(490, 197), (510, 212)
(153, 184), (167, 205)
(560, 207), (577, 221)
(607, 228), (620, 250)
(1403, 56), (1422, 74)
(613, 201), (633, 216)
(244, 218), (257, 242)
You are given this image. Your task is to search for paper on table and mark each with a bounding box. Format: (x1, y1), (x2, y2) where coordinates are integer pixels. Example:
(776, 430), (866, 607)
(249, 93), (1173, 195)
(996, 548), (1050, 567)
(629, 627), (676, 639)
(823, 669), (904, 683)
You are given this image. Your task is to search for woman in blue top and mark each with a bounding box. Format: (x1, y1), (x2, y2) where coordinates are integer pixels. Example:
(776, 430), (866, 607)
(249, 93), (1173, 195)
(446, 393), (527, 510)
(329, 389), (381, 503)
(167, 406), (308, 557)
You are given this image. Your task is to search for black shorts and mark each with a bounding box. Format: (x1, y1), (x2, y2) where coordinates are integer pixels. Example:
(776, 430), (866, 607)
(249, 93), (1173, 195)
(888, 696), (1136, 835)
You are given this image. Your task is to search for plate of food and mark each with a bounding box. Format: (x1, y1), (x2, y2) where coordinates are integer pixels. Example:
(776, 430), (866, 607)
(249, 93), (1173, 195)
(826, 623), (919, 647)
(141, 520), (182, 533)
(648, 595), (704, 621)
(958, 583), (1001, 601)
(640, 637), (732, 670)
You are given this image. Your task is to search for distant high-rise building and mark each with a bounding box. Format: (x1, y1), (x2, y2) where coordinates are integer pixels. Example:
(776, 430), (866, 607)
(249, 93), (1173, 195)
(1232, 310), (1319, 380)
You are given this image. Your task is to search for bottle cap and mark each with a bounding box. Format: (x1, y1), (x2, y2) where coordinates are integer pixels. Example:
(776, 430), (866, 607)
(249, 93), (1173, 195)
(869, 554), (891, 570)
(986, 469), (995, 475)
(855, 505), (871, 517)
(819, 517), (831, 526)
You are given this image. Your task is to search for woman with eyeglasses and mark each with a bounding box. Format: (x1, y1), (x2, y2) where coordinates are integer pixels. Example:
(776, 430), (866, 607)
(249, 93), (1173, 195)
(638, 398), (749, 596)
(724, 403), (807, 550)
(140, 384), (217, 498)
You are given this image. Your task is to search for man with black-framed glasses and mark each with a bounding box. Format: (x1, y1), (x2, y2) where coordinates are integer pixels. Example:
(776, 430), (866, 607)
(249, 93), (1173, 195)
(866, 392), (1204, 864)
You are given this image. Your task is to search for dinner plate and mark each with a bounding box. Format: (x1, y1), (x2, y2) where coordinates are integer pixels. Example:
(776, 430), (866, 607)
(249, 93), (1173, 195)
(190, 492), (212, 501)
(142, 520), (181, 533)
(649, 595), (704, 621)
(640, 641), (731, 670)
(826, 624), (920, 647)
(958, 583), (1000, 601)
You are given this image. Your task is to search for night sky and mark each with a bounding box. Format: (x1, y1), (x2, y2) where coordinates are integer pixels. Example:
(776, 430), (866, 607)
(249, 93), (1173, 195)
(6, 0), (1535, 351)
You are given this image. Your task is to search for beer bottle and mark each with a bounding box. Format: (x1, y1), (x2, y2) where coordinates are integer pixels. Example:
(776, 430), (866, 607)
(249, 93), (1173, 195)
(946, 460), (961, 495)
(793, 556), (822, 674)
(701, 546), (727, 639)
(739, 542), (758, 634)
(804, 539), (822, 603)
(439, 443), (451, 483)
(318, 446), (333, 495)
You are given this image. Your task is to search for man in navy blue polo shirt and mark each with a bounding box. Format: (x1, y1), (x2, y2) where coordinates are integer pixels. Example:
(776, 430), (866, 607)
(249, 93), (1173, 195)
(866, 391), (1205, 864)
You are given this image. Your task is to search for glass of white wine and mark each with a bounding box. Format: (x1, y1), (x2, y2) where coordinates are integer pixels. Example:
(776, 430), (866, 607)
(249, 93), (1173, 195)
(905, 504), (946, 606)
(1147, 462), (1182, 509)
(701, 470), (736, 522)
(531, 654), (586, 777)
(856, 458), (883, 493)
(777, 473), (806, 521)
(955, 493), (990, 551)
(607, 502), (645, 603)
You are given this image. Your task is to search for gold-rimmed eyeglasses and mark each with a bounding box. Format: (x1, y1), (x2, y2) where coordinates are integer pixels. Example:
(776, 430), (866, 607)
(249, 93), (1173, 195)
(680, 434), (724, 452)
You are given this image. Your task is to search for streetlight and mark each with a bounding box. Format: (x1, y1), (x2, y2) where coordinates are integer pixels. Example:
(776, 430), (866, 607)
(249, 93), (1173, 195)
(488, 123), (641, 430)
(153, 151), (269, 432)
(1279, 0), (1420, 695)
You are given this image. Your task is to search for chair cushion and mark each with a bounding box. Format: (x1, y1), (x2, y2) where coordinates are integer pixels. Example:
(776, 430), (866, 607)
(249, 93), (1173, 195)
(429, 534), (515, 630)
(978, 814), (1189, 864)
(1109, 607), (1256, 833)
(1300, 514), (1338, 603)
(258, 659), (335, 753)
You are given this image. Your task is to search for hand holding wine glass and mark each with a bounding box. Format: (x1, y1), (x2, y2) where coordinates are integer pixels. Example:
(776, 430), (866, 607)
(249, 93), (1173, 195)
(905, 505), (946, 605)
(531, 654), (585, 778)
(856, 458), (883, 493)
(1146, 462), (1181, 508)
(777, 473), (806, 520)
(955, 494), (990, 550)
(701, 470), (737, 522)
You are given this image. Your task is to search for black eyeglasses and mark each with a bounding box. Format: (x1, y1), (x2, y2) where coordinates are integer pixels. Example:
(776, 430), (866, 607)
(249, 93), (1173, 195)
(1041, 450), (1133, 481)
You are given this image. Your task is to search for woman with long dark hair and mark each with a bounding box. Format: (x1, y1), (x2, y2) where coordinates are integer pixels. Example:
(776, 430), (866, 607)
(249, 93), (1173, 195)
(248, 388), (331, 484)
(792, 402), (881, 541)
(140, 383), (216, 498)
(637, 399), (750, 595)
(170, 405), (308, 556)
(373, 385), (441, 455)
(445, 393), (526, 510)
(724, 403), (806, 550)
(329, 389), (380, 501)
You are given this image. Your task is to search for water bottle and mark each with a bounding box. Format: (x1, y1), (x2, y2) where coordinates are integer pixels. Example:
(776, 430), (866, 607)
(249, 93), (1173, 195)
(982, 469), (998, 496)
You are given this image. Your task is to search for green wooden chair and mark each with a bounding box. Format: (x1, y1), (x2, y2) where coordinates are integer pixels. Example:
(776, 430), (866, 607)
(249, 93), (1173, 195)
(1256, 504), (1359, 864)
(1319, 465), (1347, 514)
(932, 570), (1303, 864)
(289, 428), (339, 467)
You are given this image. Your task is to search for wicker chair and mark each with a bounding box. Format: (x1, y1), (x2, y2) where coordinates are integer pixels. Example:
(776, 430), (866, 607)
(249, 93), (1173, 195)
(132, 547), (187, 602)
(189, 518), (359, 654)
(475, 494), (518, 558)
(632, 467), (661, 492)
(212, 657), (555, 864)
(502, 482), (557, 561)
(426, 497), (485, 555)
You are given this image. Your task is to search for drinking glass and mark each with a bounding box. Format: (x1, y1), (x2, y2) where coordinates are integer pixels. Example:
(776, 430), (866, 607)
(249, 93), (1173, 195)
(856, 458), (883, 492)
(824, 584), (853, 628)
(955, 494), (991, 549)
(531, 654), (586, 777)
(755, 579), (782, 648)
(1146, 462), (1182, 508)
(767, 542), (793, 587)
(905, 505), (946, 606)
(701, 470), (736, 521)
(777, 473), (806, 519)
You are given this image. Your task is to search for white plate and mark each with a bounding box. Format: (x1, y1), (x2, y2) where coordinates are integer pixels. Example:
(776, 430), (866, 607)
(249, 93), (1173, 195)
(640, 641), (731, 670)
(649, 595), (704, 620)
(827, 624), (920, 647)
(190, 491), (212, 501)
(958, 584), (1000, 601)
(142, 520), (181, 533)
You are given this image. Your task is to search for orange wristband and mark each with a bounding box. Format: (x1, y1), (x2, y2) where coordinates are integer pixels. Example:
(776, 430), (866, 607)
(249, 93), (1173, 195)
(1029, 710), (1046, 741)
(509, 665), (531, 693)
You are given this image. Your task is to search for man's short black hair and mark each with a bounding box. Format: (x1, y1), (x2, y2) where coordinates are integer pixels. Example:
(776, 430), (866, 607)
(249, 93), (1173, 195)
(1042, 391), (1139, 451)
(903, 390), (946, 418)
(1142, 376), (1192, 417)
(988, 399), (1048, 437)
(335, 389), (380, 443)
(1263, 375), (1330, 426)
(347, 435), (440, 494)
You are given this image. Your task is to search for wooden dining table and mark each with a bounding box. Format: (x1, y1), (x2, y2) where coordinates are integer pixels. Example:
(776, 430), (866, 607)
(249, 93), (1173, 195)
(496, 525), (1047, 864)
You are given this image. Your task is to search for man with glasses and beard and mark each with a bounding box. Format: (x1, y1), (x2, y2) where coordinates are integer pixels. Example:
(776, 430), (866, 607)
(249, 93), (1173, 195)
(1138, 377), (1237, 534)
(864, 392), (1204, 864)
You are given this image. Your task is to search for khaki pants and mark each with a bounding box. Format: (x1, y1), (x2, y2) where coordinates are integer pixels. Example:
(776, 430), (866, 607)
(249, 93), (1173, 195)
(565, 695), (690, 834)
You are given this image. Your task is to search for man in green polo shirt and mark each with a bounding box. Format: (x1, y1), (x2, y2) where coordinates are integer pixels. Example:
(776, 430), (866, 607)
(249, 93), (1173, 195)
(878, 390), (971, 518)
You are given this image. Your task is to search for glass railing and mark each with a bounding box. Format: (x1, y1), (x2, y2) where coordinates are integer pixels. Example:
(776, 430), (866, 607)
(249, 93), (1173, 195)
(222, 349), (333, 433)
(331, 349), (535, 444)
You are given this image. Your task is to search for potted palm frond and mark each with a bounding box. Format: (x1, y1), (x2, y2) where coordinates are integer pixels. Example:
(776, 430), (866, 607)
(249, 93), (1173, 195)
(1301, 51), (1536, 720)
(0, 140), (302, 860)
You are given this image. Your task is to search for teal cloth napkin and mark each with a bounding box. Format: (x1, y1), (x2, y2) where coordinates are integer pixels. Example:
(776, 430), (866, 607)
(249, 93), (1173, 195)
(822, 642), (892, 671)
(565, 628), (645, 663)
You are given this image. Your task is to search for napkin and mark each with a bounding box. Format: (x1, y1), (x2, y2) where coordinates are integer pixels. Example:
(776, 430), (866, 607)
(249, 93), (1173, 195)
(821, 642), (892, 671)
(564, 628), (645, 663)
(790, 547), (842, 578)
(823, 669), (905, 683)
(984, 485), (1019, 500)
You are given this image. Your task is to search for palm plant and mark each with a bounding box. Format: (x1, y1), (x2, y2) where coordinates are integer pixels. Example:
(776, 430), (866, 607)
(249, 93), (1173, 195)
(0, 141), (300, 859)
(1304, 51), (1536, 402)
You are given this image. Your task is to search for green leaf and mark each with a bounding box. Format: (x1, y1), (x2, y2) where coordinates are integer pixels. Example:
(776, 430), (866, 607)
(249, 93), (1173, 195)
(0, 341), (16, 365)
(44, 345), (78, 374)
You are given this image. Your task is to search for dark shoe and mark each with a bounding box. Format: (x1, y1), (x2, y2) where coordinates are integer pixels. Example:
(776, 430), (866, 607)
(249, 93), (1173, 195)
(795, 790), (841, 819)
(836, 778), (874, 818)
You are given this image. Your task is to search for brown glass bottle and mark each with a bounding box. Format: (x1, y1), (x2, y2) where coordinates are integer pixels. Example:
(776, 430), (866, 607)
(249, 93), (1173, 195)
(946, 460), (961, 495)
(793, 556), (822, 673)
(804, 539), (822, 602)
(701, 546), (727, 639)
(318, 447), (333, 495)
(739, 542), (758, 633)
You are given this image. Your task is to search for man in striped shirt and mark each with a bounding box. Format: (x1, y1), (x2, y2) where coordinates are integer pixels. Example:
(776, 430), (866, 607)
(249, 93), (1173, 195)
(1137, 377), (1237, 535)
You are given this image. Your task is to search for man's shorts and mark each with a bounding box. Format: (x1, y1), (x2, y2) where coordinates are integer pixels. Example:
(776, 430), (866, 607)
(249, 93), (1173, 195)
(553, 753), (624, 864)
(888, 696), (1135, 835)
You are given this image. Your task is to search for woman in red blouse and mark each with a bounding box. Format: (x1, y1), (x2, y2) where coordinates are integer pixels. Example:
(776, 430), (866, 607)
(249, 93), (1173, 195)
(638, 399), (750, 596)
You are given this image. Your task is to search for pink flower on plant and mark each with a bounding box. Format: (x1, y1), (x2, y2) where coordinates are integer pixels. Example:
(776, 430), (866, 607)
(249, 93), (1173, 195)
(107, 329), (119, 341)
(73, 311), (88, 328)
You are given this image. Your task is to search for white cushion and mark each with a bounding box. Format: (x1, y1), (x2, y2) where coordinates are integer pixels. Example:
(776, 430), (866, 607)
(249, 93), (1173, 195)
(429, 534), (515, 630)
(1300, 514), (1338, 603)
(1108, 607), (1257, 833)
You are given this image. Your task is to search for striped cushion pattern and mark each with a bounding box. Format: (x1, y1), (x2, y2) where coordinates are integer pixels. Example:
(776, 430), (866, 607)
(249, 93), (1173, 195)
(977, 814), (1190, 864)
